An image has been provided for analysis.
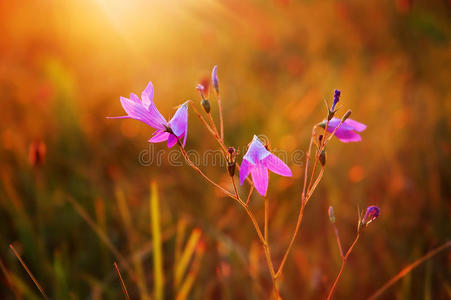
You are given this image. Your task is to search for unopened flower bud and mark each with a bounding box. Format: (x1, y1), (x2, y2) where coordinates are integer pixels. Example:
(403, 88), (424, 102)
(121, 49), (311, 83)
(341, 110), (352, 122)
(331, 89), (341, 111)
(196, 84), (204, 92)
(328, 206), (335, 223)
(227, 147), (237, 177)
(319, 150), (326, 166)
(227, 162), (236, 177)
(201, 99), (211, 113)
(359, 205), (380, 231)
(211, 65), (219, 94)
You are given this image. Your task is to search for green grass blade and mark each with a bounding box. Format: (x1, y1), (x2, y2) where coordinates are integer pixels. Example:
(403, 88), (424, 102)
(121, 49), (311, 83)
(174, 228), (202, 291)
(150, 181), (164, 300)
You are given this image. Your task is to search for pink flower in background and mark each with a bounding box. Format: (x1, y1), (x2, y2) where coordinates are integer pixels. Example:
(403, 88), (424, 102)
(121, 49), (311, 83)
(240, 135), (292, 196)
(325, 117), (367, 143)
(108, 81), (188, 148)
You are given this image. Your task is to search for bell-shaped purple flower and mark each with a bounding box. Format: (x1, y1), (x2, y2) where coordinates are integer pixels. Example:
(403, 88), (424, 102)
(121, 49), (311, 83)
(362, 205), (380, 225)
(331, 89), (341, 111)
(108, 81), (188, 148)
(240, 135), (292, 196)
(324, 117), (367, 143)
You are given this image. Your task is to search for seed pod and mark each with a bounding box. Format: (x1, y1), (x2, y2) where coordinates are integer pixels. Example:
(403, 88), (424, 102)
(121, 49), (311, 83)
(227, 147), (237, 176)
(319, 150), (326, 166)
(227, 162), (236, 177)
(201, 99), (211, 113)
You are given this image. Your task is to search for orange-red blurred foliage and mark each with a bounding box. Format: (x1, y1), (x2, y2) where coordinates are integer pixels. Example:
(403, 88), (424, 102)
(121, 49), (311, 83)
(0, 0), (450, 299)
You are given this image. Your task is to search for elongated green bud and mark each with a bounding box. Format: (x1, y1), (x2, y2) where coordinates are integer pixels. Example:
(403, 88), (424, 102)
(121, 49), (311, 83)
(341, 110), (352, 122)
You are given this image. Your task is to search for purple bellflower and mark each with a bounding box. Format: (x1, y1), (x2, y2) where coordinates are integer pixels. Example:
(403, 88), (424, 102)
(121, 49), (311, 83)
(361, 205), (380, 228)
(331, 89), (341, 111)
(322, 117), (367, 143)
(240, 135), (293, 196)
(108, 82), (188, 148)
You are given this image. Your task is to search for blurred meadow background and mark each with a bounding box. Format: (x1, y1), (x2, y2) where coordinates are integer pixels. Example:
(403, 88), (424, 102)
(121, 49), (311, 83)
(1, 0), (450, 299)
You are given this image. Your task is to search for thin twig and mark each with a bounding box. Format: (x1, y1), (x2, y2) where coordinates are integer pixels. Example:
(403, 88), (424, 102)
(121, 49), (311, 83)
(264, 197), (269, 242)
(367, 240), (451, 300)
(114, 262), (131, 300)
(217, 94), (224, 140)
(326, 233), (360, 300)
(176, 136), (279, 296)
(207, 113), (220, 138)
(9, 244), (49, 300)
(276, 127), (316, 278)
(246, 186), (254, 206)
(190, 103), (227, 153)
(301, 126), (317, 202)
(332, 224), (344, 259)
(189, 102), (254, 186)
(306, 167), (325, 201)
(231, 176), (239, 199)
(177, 142), (237, 200)
(176, 140), (265, 243)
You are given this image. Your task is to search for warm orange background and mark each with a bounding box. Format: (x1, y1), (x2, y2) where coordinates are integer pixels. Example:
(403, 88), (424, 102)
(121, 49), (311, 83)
(0, 0), (450, 299)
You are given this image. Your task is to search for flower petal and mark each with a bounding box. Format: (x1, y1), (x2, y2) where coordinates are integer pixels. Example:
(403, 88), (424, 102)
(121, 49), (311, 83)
(180, 132), (187, 148)
(327, 118), (354, 132)
(243, 135), (271, 164)
(263, 154), (292, 177)
(251, 163), (269, 196)
(140, 82), (167, 127)
(334, 128), (362, 143)
(167, 134), (178, 148)
(130, 93), (141, 103)
(344, 119), (367, 132)
(141, 81), (154, 108)
(169, 102), (188, 137)
(120, 96), (165, 130)
(148, 130), (170, 143)
(240, 159), (254, 185)
(239, 159), (253, 185)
